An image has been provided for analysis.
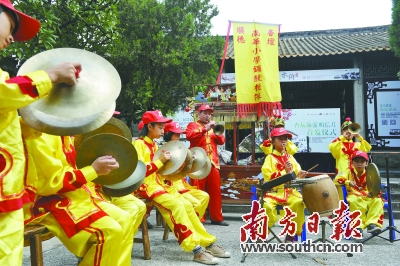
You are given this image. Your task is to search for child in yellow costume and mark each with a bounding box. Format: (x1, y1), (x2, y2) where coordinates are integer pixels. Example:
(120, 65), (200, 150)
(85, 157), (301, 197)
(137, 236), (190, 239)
(0, 1), (81, 264)
(260, 116), (298, 155)
(163, 121), (210, 219)
(334, 151), (384, 234)
(261, 128), (307, 243)
(133, 110), (230, 265)
(23, 128), (135, 266)
(329, 117), (371, 174)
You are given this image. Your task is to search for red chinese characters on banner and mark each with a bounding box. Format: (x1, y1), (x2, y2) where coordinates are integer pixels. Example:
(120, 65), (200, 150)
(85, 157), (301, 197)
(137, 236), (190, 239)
(329, 200), (362, 241)
(307, 212), (320, 235)
(251, 29), (262, 102)
(278, 206), (297, 237)
(240, 200), (269, 243)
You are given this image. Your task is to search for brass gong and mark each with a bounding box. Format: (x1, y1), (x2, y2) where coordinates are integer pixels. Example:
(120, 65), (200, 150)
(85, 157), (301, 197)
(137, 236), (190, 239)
(153, 140), (188, 175)
(76, 133), (138, 185)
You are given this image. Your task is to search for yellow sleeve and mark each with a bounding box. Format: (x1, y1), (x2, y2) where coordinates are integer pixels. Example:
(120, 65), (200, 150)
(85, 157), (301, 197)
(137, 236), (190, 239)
(261, 155), (286, 182)
(287, 140), (298, 155)
(0, 69), (52, 113)
(356, 139), (372, 153)
(334, 169), (351, 187)
(328, 135), (346, 160)
(26, 134), (97, 196)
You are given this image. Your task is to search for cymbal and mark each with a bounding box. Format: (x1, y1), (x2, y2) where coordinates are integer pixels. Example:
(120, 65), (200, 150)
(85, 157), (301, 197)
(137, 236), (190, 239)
(366, 163), (381, 197)
(18, 48), (121, 118)
(76, 133), (138, 185)
(74, 117), (132, 150)
(163, 149), (194, 182)
(20, 101), (116, 136)
(188, 157), (211, 180)
(102, 160), (146, 197)
(154, 140), (187, 175)
(189, 147), (207, 173)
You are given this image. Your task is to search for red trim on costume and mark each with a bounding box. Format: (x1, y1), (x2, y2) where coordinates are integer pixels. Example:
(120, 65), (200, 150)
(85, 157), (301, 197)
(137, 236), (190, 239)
(61, 137), (77, 167)
(57, 170), (87, 194)
(85, 226), (105, 266)
(154, 202), (193, 244)
(145, 162), (159, 177)
(34, 195), (107, 238)
(6, 76), (38, 98)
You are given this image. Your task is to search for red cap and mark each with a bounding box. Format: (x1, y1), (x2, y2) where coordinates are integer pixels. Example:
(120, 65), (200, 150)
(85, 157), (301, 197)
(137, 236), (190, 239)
(164, 121), (186, 134)
(352, 151), (369, 161)
(270, 128), (292, 139)
(0, 0), (41, 42)
(142, 110), (172, 125)
(198, 104), (214, 113)
(138, 120), (144, 131)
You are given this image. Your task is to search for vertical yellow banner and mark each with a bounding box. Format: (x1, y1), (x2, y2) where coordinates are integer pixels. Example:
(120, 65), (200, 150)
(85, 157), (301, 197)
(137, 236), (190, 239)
(232, 22), (282, 117)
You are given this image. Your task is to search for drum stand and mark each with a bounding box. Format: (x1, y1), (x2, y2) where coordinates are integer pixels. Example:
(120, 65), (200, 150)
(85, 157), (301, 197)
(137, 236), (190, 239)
(361, 152), (400, 244)
(241, 187), (297, 263)
(312, 219), (335, 245)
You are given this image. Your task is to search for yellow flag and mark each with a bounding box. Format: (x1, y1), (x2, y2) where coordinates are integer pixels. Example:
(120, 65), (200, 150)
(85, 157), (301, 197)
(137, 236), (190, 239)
(232, 22), (282, 117)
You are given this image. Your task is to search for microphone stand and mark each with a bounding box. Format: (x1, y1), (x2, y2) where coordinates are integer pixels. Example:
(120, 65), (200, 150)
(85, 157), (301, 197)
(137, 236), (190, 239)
(361, 152), (400, 244)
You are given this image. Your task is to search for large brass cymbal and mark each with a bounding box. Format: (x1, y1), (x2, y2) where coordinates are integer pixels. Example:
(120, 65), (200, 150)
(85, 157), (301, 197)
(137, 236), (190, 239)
(18, 48), (121, 118)
(74, 117), (132, 150)
(102, 160), (146, 197)
(76, 133), (138, 185)
(20, 101), (116, 136)
(189, 147), (207, 173)
(366, 163), (381, 197)
(188, 157), (211, 180)
(154, 140), (187, 175)
(163, 149), (194, 182)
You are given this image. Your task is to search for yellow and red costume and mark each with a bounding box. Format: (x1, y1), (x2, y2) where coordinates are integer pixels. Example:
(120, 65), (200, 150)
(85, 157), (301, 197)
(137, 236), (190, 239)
(87, 182), (146, 243)
(334, 168), (384, 230)
(166, 178), (209, 219)
(186, 121), (225, 222)
(260, 139), (298, 155)
(133, 136), (216, 252)
(261, 149), (305, 236)
(23, 133), (134, 266)
(328, 135), (371, 174)
(0, 69), (52, 265)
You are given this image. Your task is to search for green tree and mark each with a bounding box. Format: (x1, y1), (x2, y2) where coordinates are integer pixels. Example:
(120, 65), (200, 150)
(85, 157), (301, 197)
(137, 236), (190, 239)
(110, 0), (223, 125)
(0, 0), (120, 76)
(389, 0), (400, 78)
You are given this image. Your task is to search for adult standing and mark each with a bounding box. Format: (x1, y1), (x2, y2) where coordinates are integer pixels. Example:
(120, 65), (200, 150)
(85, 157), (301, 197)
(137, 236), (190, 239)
(186, 105), (229, 226)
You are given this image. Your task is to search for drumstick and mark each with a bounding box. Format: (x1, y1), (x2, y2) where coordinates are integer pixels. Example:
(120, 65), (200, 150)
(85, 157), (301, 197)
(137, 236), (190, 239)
(306, 164), (319, 172)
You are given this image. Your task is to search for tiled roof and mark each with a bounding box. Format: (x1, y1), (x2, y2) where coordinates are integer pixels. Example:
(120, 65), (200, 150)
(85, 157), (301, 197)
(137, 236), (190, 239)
(224, 25), (391, 58)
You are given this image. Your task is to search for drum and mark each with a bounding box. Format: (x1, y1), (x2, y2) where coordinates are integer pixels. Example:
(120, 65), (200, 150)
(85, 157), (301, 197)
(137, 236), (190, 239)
(296, 175), (340, 216)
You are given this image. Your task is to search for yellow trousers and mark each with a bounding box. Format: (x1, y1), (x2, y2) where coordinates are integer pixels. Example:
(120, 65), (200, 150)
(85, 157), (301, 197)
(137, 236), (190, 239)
(153, 193), (216, 252)
(347, 194), (384, 229)
(181, 189), (209, 218)
(107, 194), (146, 239)
(0, 209), (24, 266)
(263, 194), (305, 236)
(30, 201), (133, 266)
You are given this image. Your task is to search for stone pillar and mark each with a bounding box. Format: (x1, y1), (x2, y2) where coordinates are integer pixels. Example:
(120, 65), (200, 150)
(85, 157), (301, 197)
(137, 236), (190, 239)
(353, 56), (366, 138)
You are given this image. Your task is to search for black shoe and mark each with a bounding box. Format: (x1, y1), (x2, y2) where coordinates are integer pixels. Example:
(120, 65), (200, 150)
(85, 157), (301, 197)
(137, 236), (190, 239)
(147, 220), (154, 229)
(210, 221), (229, 226)
(367, 224), (381, 234)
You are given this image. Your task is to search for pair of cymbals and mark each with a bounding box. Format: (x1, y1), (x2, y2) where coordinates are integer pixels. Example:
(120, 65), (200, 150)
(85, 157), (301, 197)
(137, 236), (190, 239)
(18, 48), (121, 136)
(102, 161), (146, 197)
(162, 149), (194, 181)
(76, 133), (138, 186)
(188, 147), (211, 180)
(154, 140), (188, 176)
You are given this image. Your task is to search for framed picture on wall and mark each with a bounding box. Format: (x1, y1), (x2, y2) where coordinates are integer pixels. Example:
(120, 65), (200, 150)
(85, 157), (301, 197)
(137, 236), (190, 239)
(365, 78), (400, 149)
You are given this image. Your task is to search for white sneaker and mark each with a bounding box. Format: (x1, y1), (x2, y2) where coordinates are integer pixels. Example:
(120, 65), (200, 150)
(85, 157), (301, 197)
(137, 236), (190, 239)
(206, 244), (231, 258)
(193, 250), (219, 265)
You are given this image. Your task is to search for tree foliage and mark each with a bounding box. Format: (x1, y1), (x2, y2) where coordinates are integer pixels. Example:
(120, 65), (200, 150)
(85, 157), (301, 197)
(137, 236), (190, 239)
(0, 0), (120, 75)
(389, 0), (400, 78)
(110, 0), (223, 125)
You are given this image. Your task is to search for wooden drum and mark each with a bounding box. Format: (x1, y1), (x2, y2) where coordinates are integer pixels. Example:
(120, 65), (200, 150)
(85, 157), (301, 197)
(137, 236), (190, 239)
(298, 174), (340, 216)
